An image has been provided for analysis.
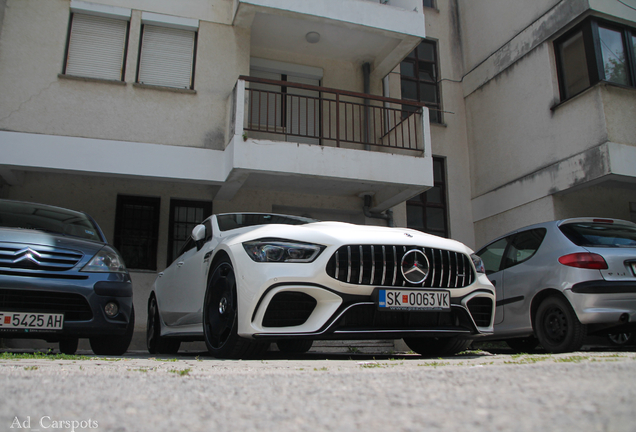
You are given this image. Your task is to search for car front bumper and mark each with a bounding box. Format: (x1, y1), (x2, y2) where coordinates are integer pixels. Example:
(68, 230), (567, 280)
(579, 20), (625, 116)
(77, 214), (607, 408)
(0, 273), (133, 341)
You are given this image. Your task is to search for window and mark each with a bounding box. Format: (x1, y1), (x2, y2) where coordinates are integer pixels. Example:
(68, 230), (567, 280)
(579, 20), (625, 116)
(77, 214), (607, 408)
(137, 13), (198, 89)
(64, 8), (130, 81)
(167, 199), (212, 265)
(422, 0), (435, 8)
(555, 18), (636, 100)
(477, 238), (509, 275)
(503, 229), (546, 268)
(114, 196), (160, 271)
(407, 157), (448, 237)
(400, 40), (442, 123)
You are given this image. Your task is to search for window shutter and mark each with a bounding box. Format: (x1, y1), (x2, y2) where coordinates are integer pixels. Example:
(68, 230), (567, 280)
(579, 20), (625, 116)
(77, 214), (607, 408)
(138, 25), (195, 89)
(65, 13), (128, 81)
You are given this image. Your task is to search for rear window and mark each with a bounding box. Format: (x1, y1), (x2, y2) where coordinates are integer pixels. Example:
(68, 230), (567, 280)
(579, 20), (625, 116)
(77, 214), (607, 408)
(559, 222), (636, 247)
(0, 200), (103, 242)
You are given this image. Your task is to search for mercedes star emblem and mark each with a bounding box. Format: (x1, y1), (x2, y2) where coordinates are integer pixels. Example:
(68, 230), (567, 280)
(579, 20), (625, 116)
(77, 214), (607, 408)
(401, 249), (430, 284)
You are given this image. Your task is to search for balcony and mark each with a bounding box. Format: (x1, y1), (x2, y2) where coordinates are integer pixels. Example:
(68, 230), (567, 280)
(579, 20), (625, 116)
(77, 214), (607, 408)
(232, 0), (425, 81)
(218, 76), (433, 211)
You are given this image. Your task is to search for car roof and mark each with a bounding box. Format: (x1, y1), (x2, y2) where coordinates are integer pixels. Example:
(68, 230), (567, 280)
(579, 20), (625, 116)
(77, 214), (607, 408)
(478, 217), (636, 250)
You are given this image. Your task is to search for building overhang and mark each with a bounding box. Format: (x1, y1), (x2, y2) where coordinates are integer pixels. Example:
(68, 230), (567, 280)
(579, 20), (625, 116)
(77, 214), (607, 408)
(471, 141), (636, 222)
(233, 0), (425, 80)
(0, 130), (433, 212)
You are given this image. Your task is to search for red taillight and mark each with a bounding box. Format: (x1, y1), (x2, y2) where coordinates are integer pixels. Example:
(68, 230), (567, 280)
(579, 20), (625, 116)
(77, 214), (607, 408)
(558, 253), (608, 269)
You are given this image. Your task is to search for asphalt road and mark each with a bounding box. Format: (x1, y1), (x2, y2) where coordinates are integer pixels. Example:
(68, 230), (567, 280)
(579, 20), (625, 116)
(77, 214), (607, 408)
(1, 347), (635, 432)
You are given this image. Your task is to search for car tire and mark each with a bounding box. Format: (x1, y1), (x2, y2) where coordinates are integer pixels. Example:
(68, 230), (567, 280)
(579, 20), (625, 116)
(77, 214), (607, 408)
(535, 296), (586, 353)
(403, 337), (472, 357)
(506, 336), (539, 353)
(89, 306), (135, 356)
(276, 339), (313, 354)
(607, 332), (632, 346)
(203, 258), (267, 359)
(146, 294), (181, 354)
(59, 338), (79, 355)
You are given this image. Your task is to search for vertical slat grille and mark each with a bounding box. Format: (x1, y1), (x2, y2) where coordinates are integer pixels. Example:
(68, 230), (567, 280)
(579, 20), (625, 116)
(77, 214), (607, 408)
(326, 245), (475, 288)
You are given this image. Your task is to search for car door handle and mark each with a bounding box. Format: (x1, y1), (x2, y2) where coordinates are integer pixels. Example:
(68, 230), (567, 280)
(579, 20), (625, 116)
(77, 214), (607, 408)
(204, 251), (212, 260)
(177, 261), (184, 268)
(158, 272), (164, 278)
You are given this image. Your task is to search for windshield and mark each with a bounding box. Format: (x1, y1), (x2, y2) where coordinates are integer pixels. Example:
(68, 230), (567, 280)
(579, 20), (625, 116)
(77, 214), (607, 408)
(0, 200), (103, 242)
(217, 213), (317, 232)
(559, 222), (636, 248)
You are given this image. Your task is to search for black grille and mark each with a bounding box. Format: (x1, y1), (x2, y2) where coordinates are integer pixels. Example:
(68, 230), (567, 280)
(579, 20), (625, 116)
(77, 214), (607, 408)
(262, 292), (317, 328)
(326, 245), (475, 288)
(466, 297), (493, 327)
(0, 243), (83, 272)
(0, 289), (93, 321)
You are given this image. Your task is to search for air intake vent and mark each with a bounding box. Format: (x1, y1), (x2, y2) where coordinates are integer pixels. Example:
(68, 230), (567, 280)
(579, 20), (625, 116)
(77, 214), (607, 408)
(466, 297), (493, 327)
(262, 292), (317, 328)
(326, 245), (474, 288)
(0, 289), (93, 321)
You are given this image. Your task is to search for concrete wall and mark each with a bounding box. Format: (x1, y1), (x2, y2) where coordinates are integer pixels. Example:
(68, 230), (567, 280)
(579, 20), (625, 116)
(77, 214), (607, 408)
(0, 0), (246, 151)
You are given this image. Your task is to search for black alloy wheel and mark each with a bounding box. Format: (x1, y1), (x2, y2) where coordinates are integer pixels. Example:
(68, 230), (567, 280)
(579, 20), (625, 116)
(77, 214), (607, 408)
(147, 295), (180, 354)
(203, 258), (267, 359)
(535, 296), (586, 353)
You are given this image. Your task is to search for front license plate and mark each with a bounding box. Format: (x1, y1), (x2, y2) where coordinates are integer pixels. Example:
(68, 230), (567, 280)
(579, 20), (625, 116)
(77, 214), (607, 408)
(0, 312), (64, 331)
(378, 289), (450, 311)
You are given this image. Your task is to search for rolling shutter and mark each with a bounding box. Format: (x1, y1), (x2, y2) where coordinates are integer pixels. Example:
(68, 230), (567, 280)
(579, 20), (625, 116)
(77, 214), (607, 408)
(138, 25), (195, 89)
(65, 13), (128, 81)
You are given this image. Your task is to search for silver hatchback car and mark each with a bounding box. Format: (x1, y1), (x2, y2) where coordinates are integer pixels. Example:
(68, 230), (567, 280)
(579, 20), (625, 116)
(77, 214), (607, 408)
(476, 218), (636, 353)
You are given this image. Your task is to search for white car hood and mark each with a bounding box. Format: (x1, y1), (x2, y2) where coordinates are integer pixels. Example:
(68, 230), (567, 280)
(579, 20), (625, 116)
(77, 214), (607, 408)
(221, 221), (472, 254)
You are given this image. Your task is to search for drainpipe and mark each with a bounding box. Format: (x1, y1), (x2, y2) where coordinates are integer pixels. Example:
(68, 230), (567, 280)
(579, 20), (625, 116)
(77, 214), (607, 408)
(362, 194), (394, 227)
(363, 62), (371, 151)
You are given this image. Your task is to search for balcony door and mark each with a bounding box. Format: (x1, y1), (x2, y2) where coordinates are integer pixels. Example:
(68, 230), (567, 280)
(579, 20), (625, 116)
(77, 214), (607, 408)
(249, 59), (322, 145)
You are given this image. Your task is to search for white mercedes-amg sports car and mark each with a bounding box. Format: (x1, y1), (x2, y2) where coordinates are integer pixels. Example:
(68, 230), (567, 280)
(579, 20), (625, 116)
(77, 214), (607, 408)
(148, 213), (495, 358)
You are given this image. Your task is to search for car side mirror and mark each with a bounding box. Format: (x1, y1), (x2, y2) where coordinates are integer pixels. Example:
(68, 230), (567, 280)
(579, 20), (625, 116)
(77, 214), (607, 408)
(192, 224), (206, 250)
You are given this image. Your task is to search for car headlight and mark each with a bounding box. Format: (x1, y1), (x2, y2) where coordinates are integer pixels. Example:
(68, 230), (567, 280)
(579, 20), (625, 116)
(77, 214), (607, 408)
(471, 253), (486, 274)
(243, 239), (324, 263)
(81, 246), (127, 273)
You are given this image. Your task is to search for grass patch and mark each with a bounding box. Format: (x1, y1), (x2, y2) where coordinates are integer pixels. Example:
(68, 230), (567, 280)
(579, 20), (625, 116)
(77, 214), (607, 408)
(169, 368), (191, 376)
(0, 352), (92, 361)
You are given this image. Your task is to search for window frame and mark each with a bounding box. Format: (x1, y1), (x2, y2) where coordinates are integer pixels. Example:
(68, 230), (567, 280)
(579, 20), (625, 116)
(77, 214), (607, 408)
(400, 39), (442, 123)
(63, 11), (130, 82)
(136, 14), (199, 90)
(406, 156), (448, 237)
(167, 199), (212, 266)
(555, 17), (636, 101)
(113, 195), (161, 271)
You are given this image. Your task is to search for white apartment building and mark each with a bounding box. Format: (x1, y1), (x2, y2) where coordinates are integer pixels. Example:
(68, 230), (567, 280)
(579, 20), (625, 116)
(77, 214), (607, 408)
(1, 0), (635, 347)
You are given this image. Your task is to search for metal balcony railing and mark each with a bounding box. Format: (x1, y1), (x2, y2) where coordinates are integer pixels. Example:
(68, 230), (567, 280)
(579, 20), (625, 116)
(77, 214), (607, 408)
(237, 76), (428, 152)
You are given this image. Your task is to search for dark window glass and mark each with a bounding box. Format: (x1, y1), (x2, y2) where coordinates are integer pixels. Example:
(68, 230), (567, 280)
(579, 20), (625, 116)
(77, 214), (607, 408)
(114, 196), (160, 271)
(406, 157), (448, 237)
(167, 199), (212, 265)
(400, 40), (442, 123)
(555, 18), (636, 100)
(477, 237), (509, 275)
(422, 0), (435, 9)
(559, 222), (636, 247)
(599, 26), (629, 86)
(557, 31), (590, 99)
(503, 229), (547, 269)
